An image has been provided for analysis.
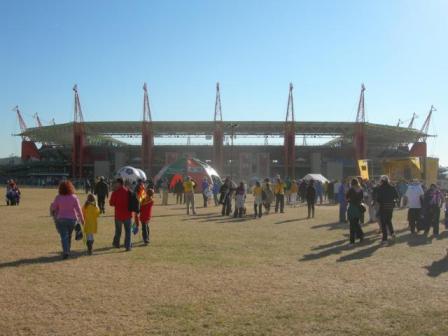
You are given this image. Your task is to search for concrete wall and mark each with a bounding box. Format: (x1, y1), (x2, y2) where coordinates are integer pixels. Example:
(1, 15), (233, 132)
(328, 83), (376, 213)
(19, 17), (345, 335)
(94, 160), (110, 178)
(326, 161), (343, 181)
(310, 152), (322, 174)
(115, 152), (127, 173)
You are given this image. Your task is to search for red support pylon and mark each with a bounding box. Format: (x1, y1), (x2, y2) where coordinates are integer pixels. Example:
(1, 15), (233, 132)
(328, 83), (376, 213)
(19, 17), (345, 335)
(213, 82), (224, 174)
(354, 84), (367, 164)
(141, 83), (154, 175)
(72, 84), (85, 178)
(284, 83), (296, 178)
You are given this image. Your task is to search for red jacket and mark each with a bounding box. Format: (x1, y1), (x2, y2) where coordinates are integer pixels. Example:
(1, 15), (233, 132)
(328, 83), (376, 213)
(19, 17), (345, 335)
(139, 199), (154, 223)
(109, 186), (132, 221)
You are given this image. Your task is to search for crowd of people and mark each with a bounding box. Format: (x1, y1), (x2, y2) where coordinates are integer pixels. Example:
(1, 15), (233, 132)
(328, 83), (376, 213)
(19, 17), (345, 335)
(5, 171), (446, 259)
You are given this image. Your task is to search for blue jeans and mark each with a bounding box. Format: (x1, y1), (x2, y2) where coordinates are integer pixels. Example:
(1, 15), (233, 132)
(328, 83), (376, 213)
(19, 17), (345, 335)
(56, 218), (76, 254)
(113, 218), (132, 249)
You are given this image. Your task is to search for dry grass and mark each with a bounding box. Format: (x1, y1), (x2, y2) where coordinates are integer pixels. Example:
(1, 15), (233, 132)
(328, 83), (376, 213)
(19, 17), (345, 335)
(1, 188), (448, 336)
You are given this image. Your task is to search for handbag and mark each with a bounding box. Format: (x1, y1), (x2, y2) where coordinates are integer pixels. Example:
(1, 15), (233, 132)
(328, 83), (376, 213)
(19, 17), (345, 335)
(360, 203), (367, 213)
(75, 222), (83, 241)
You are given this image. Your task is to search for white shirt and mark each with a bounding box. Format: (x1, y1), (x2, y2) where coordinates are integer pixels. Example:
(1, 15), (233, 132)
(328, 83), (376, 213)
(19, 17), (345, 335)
(405, 184), (424, 209)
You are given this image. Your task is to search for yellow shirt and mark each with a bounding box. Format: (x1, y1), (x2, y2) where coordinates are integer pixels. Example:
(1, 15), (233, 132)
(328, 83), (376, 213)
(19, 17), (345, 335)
(183, 181), (194, 193)
(253, 186), (263, 197)
(290, 183), (298, 193)
(82, 204), (100, 234)
(274, 183), (285, 195)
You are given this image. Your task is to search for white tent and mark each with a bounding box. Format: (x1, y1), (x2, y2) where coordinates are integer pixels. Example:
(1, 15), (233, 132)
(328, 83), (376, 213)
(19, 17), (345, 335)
(302, 173), (329, 183)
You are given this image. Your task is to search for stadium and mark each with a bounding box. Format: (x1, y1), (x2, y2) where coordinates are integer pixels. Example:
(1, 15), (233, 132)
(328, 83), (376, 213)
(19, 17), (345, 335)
(8, 83), (434, 183)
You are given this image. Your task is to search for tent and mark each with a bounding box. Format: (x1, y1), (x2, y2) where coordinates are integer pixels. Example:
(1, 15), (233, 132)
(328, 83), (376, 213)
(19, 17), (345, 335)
(302, 173), (329, 183)
(154, 157), (222, 192)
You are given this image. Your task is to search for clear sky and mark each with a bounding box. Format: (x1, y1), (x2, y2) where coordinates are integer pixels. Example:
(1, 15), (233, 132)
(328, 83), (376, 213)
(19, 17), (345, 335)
(0, 0), (447, 163)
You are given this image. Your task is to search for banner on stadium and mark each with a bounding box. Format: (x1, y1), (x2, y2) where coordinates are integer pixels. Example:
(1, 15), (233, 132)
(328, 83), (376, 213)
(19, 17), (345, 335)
(357, 159), (369, 180)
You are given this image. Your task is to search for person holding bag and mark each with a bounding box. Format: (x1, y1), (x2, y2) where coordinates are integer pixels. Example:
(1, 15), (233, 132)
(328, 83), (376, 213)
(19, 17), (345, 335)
(346, 178), (365, 246)
(50, 180), (84, 259)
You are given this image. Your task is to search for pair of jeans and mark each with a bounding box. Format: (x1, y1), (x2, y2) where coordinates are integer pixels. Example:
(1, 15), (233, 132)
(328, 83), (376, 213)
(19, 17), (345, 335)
(141, 221), (150, 243)
(275, 194), (284, 213)
(307, 201), (315, 218)
(113, 218), (132, 249)
(407, 208), (421, 233)
(425, 206), (440, 235)
(185, 192), (196, 214)
(379, 208), (394, 241)
(176, 193), (183, 204)
(222, 197), (232, 216)
(349, 217), (364, 244)
(97, 195), (106, 213)
(254, 203), (262, 218)
(56, 218), (76, 254)
(214, 194), (219, 206)
(203, 193), (208, 207)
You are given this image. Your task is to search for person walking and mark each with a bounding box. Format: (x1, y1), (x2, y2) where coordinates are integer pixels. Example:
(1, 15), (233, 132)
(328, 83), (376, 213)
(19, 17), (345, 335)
(404, 180), (424, 234)
(346, 178), (365, 245)
(160, 178), (169, 206)
(234, 182), (246, 218)
(109, 177), (133, 251)
(338, 181), (348, 223)
(212, 181), (221, 206)
(253, 181), (263, 218)
(50, 180), (84, 259)
(183, 176), (196, 215)
(174, 179), (184, 204)
(82, 193), (100, 255)
(306, 180), (317, 218)
(376, 175), (399, 244)
(315, 181), (324, 205)
(423, 184), (443, 237)
(219, 178), (233, 216)
(274, 177), (285, 213)
(201, 177), (210, 208)
(94, 176), (109, 214)
(262, 178), (274, 214)
(289, 179), (298, 207)
(139, 187), (154, 245)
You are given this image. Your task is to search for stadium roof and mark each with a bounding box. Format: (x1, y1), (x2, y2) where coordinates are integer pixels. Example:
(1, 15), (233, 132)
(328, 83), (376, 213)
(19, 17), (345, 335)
(18, 121), (428, 146)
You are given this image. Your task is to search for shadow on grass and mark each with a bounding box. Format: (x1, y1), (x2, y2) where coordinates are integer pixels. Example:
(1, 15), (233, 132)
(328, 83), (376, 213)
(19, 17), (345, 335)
(275, 217), (309, 225)
(300, 228), (413, 262)
(0, 245), (135, 269)
(311, 221), (348, 231)
(425, 253), (448, 277)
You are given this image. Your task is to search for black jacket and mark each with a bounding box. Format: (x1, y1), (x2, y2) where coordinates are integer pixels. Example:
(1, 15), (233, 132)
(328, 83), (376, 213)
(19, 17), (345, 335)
(94, 181), (109, 197)
(376, 182), (398, 210)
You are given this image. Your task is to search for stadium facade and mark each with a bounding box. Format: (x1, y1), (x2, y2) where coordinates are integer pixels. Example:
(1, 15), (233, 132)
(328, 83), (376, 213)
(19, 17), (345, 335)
(9, 83), (432, 183)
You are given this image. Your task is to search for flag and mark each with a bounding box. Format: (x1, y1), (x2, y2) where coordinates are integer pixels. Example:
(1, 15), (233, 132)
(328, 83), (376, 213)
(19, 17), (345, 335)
(358, 160), (369, 180)
(410, 157), (421, 171)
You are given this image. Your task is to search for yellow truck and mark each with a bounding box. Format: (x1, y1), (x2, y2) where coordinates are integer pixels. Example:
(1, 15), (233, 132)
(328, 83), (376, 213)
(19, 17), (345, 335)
(381, 157), (439, 186)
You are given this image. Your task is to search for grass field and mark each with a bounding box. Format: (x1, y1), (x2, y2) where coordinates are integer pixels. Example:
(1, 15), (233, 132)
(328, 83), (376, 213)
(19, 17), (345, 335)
(1, 188), (448, 336)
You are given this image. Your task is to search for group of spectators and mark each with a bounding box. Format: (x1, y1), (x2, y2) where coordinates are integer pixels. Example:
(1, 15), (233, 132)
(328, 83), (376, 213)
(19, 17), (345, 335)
(343, 176), (446, 246)
(33, 171), (448, 259)
(50, 177), (155, 259)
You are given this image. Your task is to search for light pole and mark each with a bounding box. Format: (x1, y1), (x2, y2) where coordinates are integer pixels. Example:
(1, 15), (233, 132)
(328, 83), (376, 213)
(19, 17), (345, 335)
(227, 123), (239, 179)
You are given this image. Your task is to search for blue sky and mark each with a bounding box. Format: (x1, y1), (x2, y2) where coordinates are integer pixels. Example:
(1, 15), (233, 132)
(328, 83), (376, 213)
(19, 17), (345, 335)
(0, 0), (447, 163)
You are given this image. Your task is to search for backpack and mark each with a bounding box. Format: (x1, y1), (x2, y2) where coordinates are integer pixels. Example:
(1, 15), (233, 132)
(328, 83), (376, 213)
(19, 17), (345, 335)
(128, 191), (140, 213)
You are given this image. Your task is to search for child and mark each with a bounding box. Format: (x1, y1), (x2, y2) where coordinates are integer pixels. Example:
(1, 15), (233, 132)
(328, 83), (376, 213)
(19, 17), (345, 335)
(82, 193), (100, 255)
(139, 188), (154, 245)
(253, 181), (263, 218)
(234, 182), (246, 218)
